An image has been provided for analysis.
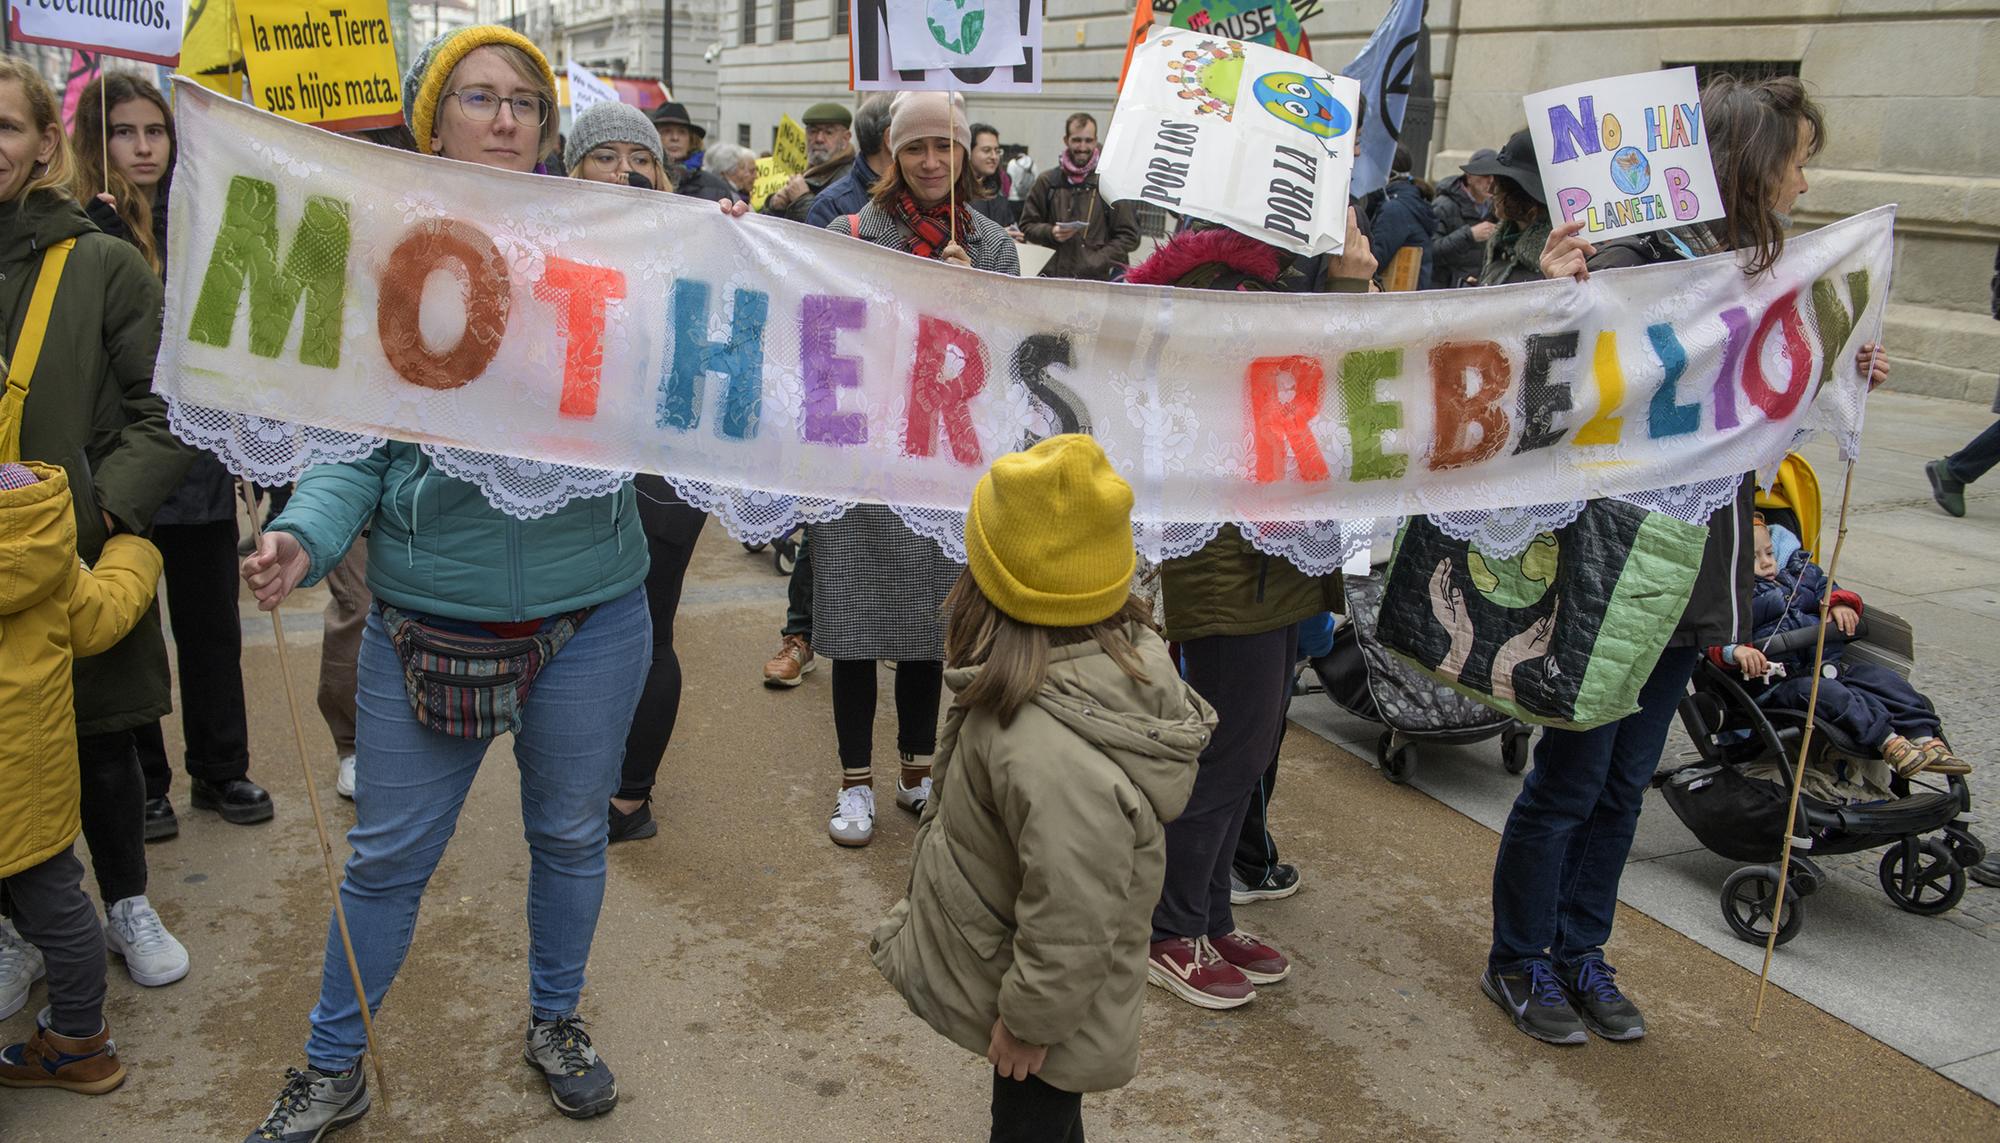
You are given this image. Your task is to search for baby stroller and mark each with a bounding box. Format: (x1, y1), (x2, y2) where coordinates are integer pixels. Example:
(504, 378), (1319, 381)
(1657, 458), (1984, 945)
(1309, 570), (1534, 784)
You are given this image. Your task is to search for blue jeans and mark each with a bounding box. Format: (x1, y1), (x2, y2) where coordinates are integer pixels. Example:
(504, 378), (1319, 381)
(1945, 419), (2000, 485)
(304, 587), (650, 1071)
(1488, 647), (1698, 974)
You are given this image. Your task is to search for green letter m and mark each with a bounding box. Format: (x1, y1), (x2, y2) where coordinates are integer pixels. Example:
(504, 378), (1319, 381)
(187, 176), (352, 368)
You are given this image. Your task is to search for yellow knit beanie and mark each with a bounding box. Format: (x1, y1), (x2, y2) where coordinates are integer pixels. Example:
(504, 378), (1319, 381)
(965, 435), (1136, 628)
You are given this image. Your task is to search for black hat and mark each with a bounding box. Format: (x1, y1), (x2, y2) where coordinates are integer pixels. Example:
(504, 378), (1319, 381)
(1462, 129), (1543, 204)
(648, 100), (707, 142)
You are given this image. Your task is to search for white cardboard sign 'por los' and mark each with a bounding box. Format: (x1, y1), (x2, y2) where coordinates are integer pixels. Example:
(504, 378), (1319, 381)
(1524, 67), (1723, 243)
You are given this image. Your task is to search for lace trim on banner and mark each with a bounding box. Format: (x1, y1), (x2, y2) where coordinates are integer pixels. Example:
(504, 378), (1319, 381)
(167, 400), (384, 487)
(418, 446), (631, 520)
(1235, 518), (1378, 576)
(1426, 477), (1749, 559)
(663, 478), (857, 546)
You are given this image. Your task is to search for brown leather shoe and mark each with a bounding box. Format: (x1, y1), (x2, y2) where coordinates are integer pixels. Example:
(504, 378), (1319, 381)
(0, 1017), (128, 1094)
(762, 634), (816, 688)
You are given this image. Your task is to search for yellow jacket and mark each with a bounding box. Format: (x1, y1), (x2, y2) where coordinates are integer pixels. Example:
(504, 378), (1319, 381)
(0, 462), (161, 879)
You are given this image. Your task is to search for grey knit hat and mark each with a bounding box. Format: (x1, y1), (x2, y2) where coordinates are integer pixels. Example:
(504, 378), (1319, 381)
(566, 101), (666, 172)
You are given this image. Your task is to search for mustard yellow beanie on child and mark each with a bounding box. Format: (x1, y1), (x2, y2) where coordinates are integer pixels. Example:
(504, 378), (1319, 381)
(965, 434), (1136, 628)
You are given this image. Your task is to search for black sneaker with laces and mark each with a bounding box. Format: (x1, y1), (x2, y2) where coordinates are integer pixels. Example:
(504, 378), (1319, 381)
(1480, 961), (1587, 1045)
(244, 1065), (369, 1142)
(1559, 957), (1645, 1041)
(525, 1014), (618, 1118)
(1230, 863), (1302, 904)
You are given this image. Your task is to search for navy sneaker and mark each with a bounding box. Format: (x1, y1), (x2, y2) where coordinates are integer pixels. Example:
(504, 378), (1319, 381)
(525, 1015), (618, 1119)
(1480, 961), (1587, 1045)
(1560, 957), (1645, 1041)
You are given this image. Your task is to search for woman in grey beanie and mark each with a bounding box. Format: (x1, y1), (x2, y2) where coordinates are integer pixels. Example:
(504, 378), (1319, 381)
(566, 100), (666, 188)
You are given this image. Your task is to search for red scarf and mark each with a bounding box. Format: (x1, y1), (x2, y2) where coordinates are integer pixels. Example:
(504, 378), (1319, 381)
(890, 191), (973, 260)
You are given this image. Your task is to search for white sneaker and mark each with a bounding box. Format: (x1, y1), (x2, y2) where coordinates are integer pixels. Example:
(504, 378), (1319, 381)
(828, 786), (875, 848)
(106, 895), (190, 987)
(0, 917), (46, 1020)
(895, 775), (932, 815)
(336, 755), (357, 800)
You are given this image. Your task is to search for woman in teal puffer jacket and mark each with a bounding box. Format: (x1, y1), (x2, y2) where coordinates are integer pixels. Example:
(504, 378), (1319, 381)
(235, 28), (736, 1135)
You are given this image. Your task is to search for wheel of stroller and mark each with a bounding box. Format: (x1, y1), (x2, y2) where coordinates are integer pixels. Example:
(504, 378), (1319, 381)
(1720, 866), (1803, 946)
(1878, 839), (1966, 916)
(1942, 824), (1988, 872)
(741, 540), (768, 554)
(1376, 731), (1415, 785)
(1502, 728), (1532, 776)
(774, 538), (798, 576)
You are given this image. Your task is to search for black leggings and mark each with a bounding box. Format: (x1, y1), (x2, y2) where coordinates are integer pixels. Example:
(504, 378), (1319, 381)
(616, 475), (708, 802)
(136, 520), (252, 797)
(990, 1073), (1084, 1143)
(79, 729), (149, 904)
(830, 658), (944, 771)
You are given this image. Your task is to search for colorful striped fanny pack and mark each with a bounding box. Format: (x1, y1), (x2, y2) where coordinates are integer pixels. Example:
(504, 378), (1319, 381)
(378, 604), (594, 739)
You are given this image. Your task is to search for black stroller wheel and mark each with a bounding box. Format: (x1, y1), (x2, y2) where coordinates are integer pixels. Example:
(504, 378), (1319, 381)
(1721, 866), (1803, 946)
(1376, 731), (1415, 785)
(1878, 839), (1966, 916)
(774, 537), (798, 576)
(1502, 728), (1532, 776)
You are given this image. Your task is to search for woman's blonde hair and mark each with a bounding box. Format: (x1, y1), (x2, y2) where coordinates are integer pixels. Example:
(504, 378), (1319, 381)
(869, 138), (984, 208)
(0, 57), (75, 205)
(943, 570), (1155, 727)
(446, 43), (560, 162)
(70, 74), (173, 274)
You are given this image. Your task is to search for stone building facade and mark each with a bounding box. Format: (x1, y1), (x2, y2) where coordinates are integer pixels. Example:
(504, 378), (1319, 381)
(713, 0), (1997, 403)
(475, 0), (726, 129)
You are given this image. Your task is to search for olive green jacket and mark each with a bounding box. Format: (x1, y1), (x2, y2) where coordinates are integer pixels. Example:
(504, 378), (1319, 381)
(7, 190), (189, 734)
(871, 626), (1214, 1091)
(1161, 525), (1341, 642)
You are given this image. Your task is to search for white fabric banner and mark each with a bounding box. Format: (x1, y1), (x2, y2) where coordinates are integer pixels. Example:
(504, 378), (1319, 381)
(158, 82), (1888, 566)
(1102, 33), (1358, 256)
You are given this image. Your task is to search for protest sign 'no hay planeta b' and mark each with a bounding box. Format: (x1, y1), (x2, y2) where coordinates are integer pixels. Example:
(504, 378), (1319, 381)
(1525, 67), (1725, 243)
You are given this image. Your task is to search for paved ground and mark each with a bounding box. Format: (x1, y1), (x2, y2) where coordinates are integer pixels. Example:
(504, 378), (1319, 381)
(6, 393), (2000, 1140)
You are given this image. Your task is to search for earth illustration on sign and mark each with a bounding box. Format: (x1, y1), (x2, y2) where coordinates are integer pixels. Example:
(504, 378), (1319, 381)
(1163, 37), (1248, 120)
(927, 0), (986, 54)
(1610, 146), (1651, 195)
(1252, 70), (1353, 154)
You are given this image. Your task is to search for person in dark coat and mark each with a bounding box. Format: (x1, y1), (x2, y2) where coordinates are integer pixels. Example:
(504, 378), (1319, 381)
(967, 122), (1013, 227)
(761, 101), (855, 223)
(806, 94), (894, 229)
(650, 100), (737, 202)
(1463, 131), (1551, 287)
(1367, 145), (1440, 289)
(1018, 113), (1140, 281)
(1428, 150), (1496, 288)
(1489, 75), (1891, 1050)
(1925, 244), (2000, 521)
(70, 74), (271, 840)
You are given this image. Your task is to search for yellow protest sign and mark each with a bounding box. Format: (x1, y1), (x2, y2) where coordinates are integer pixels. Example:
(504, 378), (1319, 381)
(773, 115), (808, 175)
(750, 156), (793, 212)
(176, 0), (245, 99)
(235, 0), (402, 131)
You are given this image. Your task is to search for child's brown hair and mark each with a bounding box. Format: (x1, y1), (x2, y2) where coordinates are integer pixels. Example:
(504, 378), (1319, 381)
(943, 571), (1155, 728)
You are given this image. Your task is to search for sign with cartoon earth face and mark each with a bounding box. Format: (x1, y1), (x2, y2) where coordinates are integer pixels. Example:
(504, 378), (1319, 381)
(1103, 33), (1359, 255)
(885, 0), (1026, 72)
(1524, 67), (1725, 243)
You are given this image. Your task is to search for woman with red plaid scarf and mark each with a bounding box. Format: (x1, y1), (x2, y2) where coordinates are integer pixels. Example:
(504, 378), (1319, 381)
(813, 91), (1020, 852)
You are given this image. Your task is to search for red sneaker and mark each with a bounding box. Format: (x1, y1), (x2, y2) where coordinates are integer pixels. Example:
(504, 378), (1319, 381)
(1147, 937), (1256, 1009)
(1207, 931), (1290, 984)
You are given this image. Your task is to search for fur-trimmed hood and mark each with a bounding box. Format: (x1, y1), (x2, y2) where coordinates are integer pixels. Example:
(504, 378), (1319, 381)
(1126, 226), (1281, 289)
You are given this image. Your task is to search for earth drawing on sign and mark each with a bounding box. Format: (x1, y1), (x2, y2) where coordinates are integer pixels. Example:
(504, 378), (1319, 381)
(927, 0), (986, 55)
(1163, 37), (1248, 120)
(1252, 70), (1353, 155)
(1610, 146), (1651, 195)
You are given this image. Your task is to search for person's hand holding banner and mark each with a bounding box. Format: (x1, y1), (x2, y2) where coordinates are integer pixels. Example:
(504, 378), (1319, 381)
(1100, 33), (1359, 256)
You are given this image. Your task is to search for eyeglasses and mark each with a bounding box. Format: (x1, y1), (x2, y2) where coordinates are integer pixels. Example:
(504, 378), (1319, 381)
(586, 148), (658, 172)
(446, 88), (549, 127)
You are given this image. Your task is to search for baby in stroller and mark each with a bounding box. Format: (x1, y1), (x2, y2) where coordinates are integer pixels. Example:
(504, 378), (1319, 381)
(1712, 515), (1968, 779)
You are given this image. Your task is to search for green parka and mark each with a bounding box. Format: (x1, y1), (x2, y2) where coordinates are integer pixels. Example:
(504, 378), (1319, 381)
(871, 626), (1215, 1092)
(6, 190), (190, 735)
